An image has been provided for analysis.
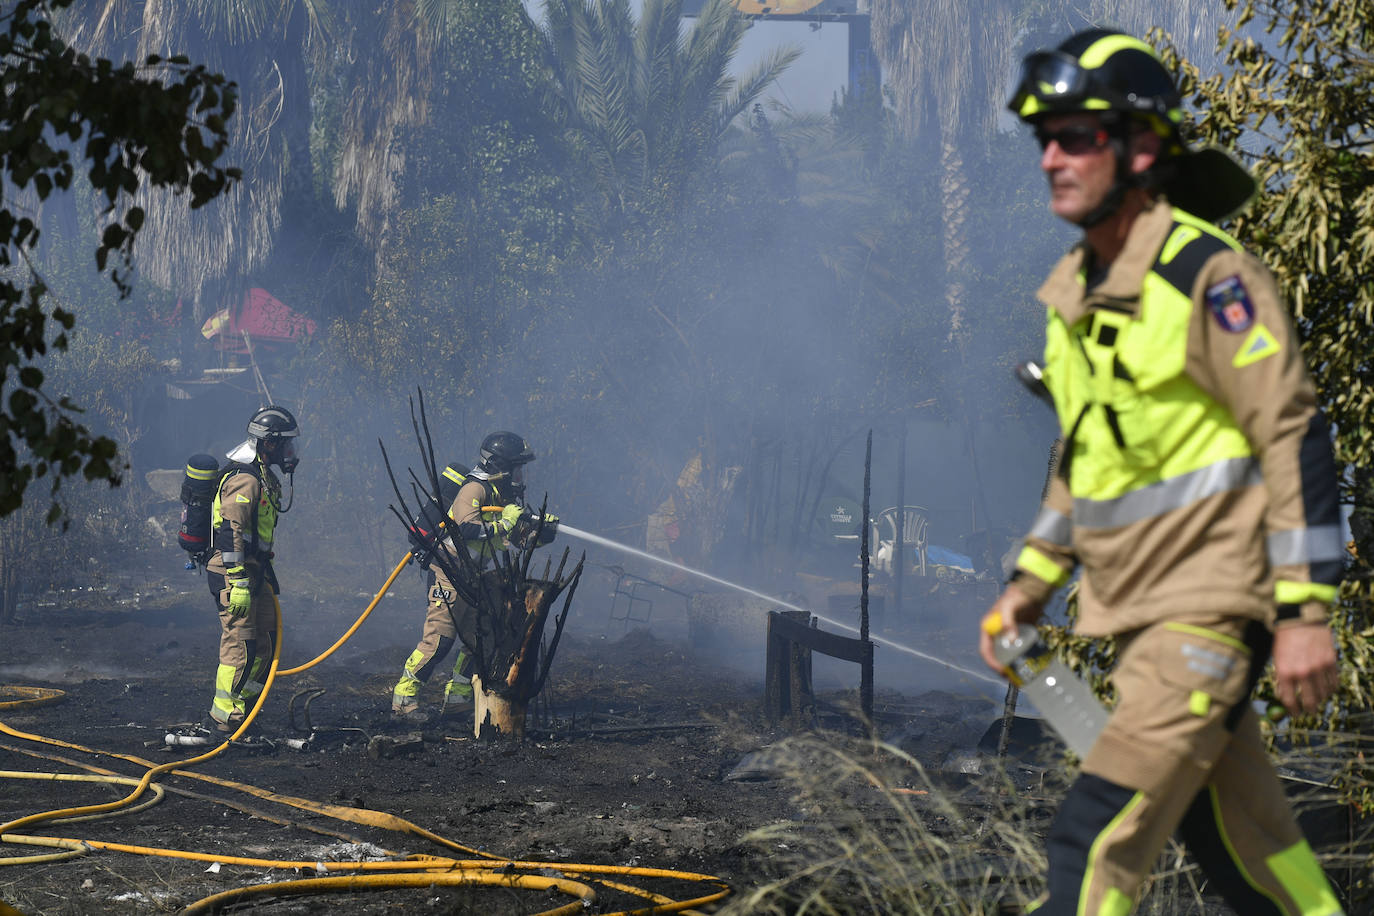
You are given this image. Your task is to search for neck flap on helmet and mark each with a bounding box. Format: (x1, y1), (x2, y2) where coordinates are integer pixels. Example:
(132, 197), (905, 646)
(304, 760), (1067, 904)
(227, 438), (258, 464)
(225, 438), (295, 512)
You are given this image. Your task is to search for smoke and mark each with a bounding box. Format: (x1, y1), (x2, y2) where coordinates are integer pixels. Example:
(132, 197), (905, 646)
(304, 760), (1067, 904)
(23, 1), (1078, 709)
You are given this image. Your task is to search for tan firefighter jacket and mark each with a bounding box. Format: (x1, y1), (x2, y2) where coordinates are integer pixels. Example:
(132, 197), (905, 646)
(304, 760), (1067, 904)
(206, 461), (281, 579)
(1013, 197), (1343, 636)
(430, 476), (519, 587)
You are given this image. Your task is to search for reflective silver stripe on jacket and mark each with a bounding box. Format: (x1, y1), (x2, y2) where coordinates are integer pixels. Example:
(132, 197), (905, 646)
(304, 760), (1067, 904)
(220, 550), (244, 565)
(1029, 507), (1073, 547)
(1073, 457), (1262, 529)
(1267, 525), (1346, 567)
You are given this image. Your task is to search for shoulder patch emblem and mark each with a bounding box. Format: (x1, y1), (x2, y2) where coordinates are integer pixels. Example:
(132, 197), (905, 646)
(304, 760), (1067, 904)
(1232, 323), (1281, 368)
(1205, 274), (1254, 333)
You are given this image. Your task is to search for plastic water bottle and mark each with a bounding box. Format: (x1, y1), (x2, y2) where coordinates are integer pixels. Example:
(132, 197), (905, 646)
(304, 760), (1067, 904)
(985, 616), (1108, 758)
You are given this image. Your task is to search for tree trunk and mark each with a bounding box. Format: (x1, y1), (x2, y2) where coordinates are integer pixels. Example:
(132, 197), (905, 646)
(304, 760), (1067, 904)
(939, 134), (970, 342)
(444, 555), (583, 740)
(0, 549), (15, 624)
(471, 674), (524, 737)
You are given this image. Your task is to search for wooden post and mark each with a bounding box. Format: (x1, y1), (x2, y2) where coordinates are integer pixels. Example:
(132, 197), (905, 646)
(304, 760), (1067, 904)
(860, 431), (873, 724)
(997, 683), (1020, 760)
(765, 612), (786, 721)
(765, 610), (813, 723)
(894, 419), (906, 620)
(789, 614), (814, 723)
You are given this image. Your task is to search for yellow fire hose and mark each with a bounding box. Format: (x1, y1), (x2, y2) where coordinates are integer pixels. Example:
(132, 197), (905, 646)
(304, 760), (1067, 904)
(0, 600), (284, 849)
(183, 871), (597, 916)
(278, 511), (503, 677)
(0, 687), (64, 712)
(278, 552), (410, 675)
(0, 562), (732, 914)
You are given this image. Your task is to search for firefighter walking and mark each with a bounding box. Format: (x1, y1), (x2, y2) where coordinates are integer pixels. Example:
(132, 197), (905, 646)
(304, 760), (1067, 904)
(202, 405), (300, 734)
(981, 29), (1345, 916)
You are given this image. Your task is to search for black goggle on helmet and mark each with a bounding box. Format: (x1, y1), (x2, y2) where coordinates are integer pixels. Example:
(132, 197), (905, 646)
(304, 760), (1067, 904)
(1008, 28), (1255, 223)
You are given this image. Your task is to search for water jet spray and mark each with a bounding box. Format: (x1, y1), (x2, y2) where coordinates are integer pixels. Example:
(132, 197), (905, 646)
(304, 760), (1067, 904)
(557, 524), (998, 684)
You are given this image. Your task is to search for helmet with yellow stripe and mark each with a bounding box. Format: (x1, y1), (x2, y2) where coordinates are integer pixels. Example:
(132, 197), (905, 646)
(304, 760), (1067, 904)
(1008, 28), (1255, 223)
(1008, 30), (1184, 144)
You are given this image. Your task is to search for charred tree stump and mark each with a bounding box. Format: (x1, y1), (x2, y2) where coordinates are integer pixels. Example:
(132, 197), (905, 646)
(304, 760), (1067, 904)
(458, 560), (582, 738)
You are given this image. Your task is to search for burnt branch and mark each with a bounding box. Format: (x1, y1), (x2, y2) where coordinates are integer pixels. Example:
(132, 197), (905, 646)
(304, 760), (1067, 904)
(519, 494), (551, 580)
(379, 387), (583, 728)
(532, 552), (584, 697)
(409, 389), (444, 501)
(378, 438), (430, 553)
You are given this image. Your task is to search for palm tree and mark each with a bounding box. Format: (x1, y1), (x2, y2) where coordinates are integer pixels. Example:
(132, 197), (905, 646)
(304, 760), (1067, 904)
(537, 0), (800, 218)
(869, 0), (1237, 343)
(68, 2), (531, 319)
(330, 0), (485, 261)
(529, 0), (802, 564)
(63, 0), (330, 318)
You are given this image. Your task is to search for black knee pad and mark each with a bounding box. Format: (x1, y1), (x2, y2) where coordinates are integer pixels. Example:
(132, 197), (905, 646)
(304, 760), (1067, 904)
(414, 635), (455, 682)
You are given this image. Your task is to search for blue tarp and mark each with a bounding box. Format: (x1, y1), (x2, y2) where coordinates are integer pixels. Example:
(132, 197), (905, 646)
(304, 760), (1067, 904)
(926, 545), (974, 571)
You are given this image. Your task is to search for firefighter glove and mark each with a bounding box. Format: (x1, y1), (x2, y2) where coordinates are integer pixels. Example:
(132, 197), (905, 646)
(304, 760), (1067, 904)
(226, 565), (253, 617)
(407, 527), (436, 569)
(497, 502), (525, 534)
(513, 512), (559, 547)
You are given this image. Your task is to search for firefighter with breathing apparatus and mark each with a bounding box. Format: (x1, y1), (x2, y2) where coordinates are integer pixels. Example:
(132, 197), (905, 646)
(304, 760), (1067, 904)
(391, 430), (558, 722)
(199, 405), (299, 735)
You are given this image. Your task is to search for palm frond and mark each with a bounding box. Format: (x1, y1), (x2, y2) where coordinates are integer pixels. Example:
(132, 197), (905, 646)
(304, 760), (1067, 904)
(55, 0), (142, 58)
(719, 45), (802, 136)
(542, 0), (793, 209)
(332, 1), (437, 258)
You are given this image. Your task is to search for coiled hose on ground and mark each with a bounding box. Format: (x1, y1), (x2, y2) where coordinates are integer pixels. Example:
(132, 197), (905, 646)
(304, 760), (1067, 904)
(0, 555), (731, 914)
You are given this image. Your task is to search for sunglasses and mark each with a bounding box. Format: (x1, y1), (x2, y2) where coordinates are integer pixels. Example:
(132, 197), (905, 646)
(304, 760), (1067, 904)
(1034, 124), (1111, 155)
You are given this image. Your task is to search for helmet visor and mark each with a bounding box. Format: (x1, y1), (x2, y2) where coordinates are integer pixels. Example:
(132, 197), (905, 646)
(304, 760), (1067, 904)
(1009, 51), (1091, 118)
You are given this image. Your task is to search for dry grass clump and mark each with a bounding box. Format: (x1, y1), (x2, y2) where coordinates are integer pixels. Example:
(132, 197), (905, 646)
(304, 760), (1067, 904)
(722, 730), (1370, 915)
(720, 734), (1053, 915)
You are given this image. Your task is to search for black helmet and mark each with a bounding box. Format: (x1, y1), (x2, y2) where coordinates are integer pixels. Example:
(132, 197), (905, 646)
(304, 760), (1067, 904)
(247, 405), (299, 441)
(1009, 28), (1255, 222)
(246, 405), (299, 473)
(477, 431), (535, 475)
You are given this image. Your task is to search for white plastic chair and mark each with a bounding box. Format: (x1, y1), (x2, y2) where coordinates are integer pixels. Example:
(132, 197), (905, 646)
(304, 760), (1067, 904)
(871, 506), (929, 577)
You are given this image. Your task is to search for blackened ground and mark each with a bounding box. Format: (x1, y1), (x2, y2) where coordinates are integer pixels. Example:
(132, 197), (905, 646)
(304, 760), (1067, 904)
(0, 561), (1006, 915)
